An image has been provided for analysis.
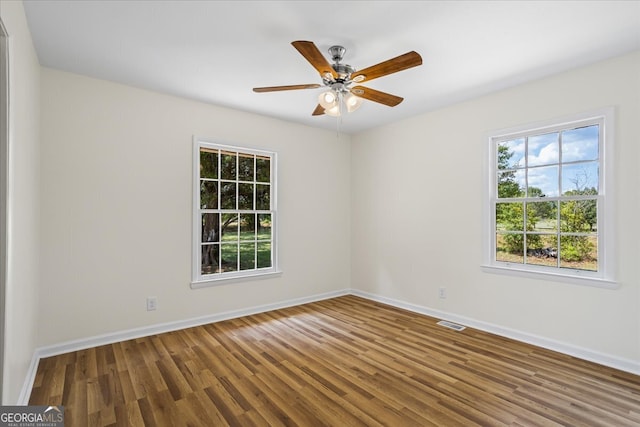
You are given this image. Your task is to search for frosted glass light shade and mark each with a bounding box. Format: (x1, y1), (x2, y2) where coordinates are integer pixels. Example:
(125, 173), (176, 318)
(325, 104), (341, 117)
(344, 92), (363, 113)
(318, 90), (338, 110)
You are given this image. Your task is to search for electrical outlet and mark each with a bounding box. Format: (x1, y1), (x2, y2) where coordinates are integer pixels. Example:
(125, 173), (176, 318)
(146, 296), (157, 311)
(438, 287), (447, 299)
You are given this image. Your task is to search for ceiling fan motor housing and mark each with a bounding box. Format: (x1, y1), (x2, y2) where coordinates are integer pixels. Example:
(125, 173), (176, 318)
(324, 45), (356, 91)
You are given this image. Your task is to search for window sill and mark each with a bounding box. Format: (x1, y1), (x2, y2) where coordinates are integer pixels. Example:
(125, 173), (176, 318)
(191, 270), (283, 289)
(481, 264), (618, 289)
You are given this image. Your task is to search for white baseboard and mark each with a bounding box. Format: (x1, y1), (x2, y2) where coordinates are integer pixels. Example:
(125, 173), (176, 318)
(17, 352), (41, 405)
(20, 287), (639, 404)
(350, 289), (640, 376)
(17, 288), (349, 404)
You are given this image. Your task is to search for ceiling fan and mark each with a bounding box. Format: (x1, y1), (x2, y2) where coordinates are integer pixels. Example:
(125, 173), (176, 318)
(253, 41), (423, 117)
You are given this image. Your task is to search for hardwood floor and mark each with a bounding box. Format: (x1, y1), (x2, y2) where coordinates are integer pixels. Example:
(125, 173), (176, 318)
(30, 295), (640, 426)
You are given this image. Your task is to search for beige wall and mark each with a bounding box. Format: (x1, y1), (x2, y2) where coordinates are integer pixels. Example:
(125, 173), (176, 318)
(0, 0), (41, 403)
(351, 51), (640, 364)
(38, 68), (351, 346)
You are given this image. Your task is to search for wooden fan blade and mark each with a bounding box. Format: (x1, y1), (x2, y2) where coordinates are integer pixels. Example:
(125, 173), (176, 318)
(351, 86), (403, 107)
(253, 84), (321, 93)
(351, 51), (422, 83)
(292, 41), (338, 79)
(312, 104), (325, 116)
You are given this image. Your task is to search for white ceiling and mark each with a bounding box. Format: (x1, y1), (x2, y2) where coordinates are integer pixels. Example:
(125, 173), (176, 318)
(23, 1), (640, 135)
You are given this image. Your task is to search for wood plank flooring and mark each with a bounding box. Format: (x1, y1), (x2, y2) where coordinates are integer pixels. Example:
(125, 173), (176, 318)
(30, 295), (640, 426)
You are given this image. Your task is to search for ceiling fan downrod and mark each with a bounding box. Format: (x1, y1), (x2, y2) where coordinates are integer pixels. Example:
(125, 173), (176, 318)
(328, 45), (346, 63)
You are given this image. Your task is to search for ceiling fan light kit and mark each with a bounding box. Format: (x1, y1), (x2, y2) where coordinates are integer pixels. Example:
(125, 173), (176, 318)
(253, 41), (423, 118)
(317, 84), (364, 117)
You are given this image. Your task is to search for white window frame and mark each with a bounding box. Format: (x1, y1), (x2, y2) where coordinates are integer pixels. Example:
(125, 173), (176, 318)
(191, 137), (280, 288)
(482, 108), (617, 288)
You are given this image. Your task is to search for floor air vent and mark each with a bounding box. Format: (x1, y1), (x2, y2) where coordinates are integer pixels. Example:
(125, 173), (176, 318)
(437, 320), (466, 331)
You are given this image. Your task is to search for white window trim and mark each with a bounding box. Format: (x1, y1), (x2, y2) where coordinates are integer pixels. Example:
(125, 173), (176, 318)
(191, 137), (280, 288)
(482, 107), (617, 288)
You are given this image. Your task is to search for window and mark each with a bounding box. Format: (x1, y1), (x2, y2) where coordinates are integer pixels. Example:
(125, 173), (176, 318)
(192, 139), (278, 287)
(484, 109), (615, 287)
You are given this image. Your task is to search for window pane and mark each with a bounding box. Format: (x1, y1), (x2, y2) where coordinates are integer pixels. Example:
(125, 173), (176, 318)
(200, 181), (218, 209)
(559, 235), (597, 271)
(256, 184), (270, 210)
(202, 213), (220, 243)
(496, 202), (523, 231)
(258, 214), (271, 240)
(562, 162), (598, 195)
(240, 213), (256, 239)
(496, 233), (523, 263)
(221, 213), (238, 241)
(220, 182), (236, 209)
(497, 170), (524, 198)
(221, 151), (237, 180)
(201, 244), (219, 275)
(238, 183), (254, 210)
(562, 125), (598, 163)
(220, 244), (238, 272)
(238, 154), (254, 181)
(526, 201), (556, 232)
(526, 234), (557, 267)
(580, 199), (598, 233)
(256, 156), (270, 183)
(528, 132), (558, 167)
(240, 243), (256, 270)
(497, 139), (524, 170)
(527, 165), (558, 197)
(257, 242), (272, 268)
(200, 149), (218, 179)
(560, 200), (597, 233)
